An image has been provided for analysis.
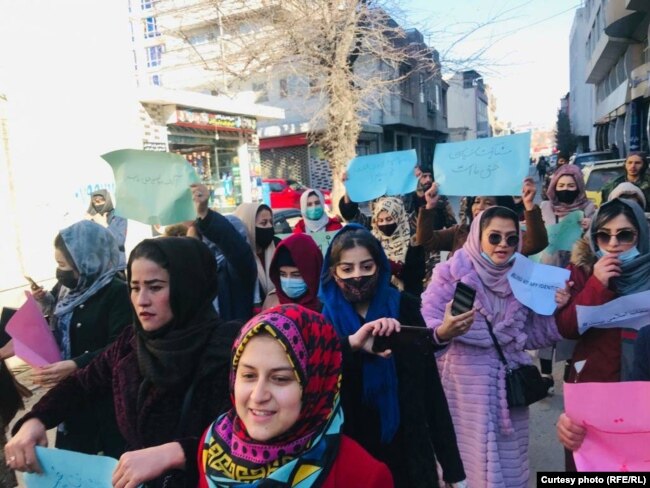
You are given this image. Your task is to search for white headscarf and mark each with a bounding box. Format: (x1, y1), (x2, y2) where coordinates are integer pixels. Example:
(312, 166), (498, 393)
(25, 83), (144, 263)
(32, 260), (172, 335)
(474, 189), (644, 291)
(300, 189), (330, 233)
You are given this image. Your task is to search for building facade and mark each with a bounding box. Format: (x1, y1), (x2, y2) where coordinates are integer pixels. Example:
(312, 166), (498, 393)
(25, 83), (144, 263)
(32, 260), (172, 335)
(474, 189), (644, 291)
(445, 70), (490, 141)
(570, 0), (650, 155)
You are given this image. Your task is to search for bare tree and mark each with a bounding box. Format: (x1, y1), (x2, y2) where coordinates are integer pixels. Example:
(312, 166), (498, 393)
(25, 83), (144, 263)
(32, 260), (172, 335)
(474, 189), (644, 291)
(154, 0), (509, 202)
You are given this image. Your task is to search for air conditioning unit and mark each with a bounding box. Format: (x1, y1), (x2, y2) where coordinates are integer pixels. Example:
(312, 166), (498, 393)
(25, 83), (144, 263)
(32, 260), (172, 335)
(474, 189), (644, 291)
(426, 100), (437, 115)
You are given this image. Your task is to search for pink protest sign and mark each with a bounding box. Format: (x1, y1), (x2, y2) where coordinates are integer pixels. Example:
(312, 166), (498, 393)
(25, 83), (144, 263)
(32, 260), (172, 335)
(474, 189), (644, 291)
(6, 291), (61, 367)
(565, 382), (650, 472)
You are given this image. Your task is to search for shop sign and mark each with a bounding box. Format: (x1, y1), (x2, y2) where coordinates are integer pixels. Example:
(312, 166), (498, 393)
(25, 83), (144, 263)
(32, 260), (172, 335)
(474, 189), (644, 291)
(176, 108), (257, 131)
(143, 141), (168, 152)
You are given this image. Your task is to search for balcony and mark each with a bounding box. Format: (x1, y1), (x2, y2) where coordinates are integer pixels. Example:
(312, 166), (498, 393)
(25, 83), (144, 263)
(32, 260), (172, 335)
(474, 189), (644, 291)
(630, 62), (650, 100)
(605, 0), (650, 42)
(586, 32), (629, 84)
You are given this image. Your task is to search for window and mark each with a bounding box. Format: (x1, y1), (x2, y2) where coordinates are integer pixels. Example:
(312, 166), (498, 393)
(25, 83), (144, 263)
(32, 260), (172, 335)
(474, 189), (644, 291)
(252, 82), (268, 102)
(279, 78), (288, 98)
(141, 0), (153, 9)
(287, 180), (305, 191)
(188, 27), (218, 45)
(145, 17), (159, 38)
(269, 182), (284, 192)
(150, 74), (162, 86)
(146, 45), (163, 67)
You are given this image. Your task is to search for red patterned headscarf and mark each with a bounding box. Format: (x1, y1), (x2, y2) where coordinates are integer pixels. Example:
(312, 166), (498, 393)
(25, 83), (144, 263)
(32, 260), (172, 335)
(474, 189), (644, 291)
(201, 304), (342, 483)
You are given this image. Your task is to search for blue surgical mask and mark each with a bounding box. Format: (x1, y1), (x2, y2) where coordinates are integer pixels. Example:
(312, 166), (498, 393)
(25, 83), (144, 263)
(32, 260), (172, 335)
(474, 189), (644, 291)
(480, 251), (515, 266)
(280, 277), (308, 298)
(305, 206), (324, 220)
(597, 247), (640, 263)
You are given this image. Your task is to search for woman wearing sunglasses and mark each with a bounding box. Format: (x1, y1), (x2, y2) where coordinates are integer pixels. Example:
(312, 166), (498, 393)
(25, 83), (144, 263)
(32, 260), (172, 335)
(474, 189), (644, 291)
(421, 206), (561, 488)
(555, 198), (650, 470)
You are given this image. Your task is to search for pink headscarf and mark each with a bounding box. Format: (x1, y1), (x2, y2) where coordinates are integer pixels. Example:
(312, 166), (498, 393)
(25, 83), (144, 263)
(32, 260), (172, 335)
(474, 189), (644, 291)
(545, 164), (590, 218)
(462, 208), (522, 298)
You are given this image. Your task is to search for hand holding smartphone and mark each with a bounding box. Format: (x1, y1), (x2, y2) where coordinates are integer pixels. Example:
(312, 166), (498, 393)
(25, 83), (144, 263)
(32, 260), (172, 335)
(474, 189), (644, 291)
(451, 282), (476, 316)
(24, 276), (40, 291)
(371, 325), (433, 353)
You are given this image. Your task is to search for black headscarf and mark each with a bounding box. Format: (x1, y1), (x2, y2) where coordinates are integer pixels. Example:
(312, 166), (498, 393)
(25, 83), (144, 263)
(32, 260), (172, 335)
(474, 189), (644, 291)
(127, 237), (235, 391)
(87, 189), (115, 216)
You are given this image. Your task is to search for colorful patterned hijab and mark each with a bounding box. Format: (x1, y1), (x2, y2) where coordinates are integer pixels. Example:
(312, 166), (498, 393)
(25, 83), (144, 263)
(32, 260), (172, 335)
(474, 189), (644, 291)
(371, 197), (412, 265)
(545, 164), (591, 218)
(201, 305), (343, 487)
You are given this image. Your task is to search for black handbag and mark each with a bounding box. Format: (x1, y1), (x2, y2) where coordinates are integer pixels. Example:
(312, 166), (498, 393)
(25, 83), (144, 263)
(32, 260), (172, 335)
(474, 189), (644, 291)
(485, 320), (548, 408)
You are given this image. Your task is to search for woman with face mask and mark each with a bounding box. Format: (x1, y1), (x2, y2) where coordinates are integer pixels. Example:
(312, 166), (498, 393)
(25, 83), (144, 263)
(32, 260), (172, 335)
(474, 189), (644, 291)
(293, 189), (342, 234)
(371, 197), (425, 295)
(85, 189), (128, 271)
(4, 220), (132, 458)
(234, 203), (281, 311)
(269, 233), (323, 312)
(199, 304), (393, 487)
(554, 198), (650, 470)
(7, 237), (241, 487)
(421, 206), (561, 488)
(416, 178), (548, 258)
(318, 225), (466, 488)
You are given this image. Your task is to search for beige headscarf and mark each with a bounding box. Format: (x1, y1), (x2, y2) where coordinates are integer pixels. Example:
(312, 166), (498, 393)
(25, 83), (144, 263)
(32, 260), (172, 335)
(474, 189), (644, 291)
(233, 203), (276, 300)
(371, 197), (413, 289)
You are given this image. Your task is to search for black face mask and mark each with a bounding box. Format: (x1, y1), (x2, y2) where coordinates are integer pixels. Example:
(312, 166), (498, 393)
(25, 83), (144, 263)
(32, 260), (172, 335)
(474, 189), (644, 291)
(255, 226), (275, 249)
(56, 268), (79, 290)
(334, 273), (379, 303)
(93, 203), (106, 214)
(555, 189), (579, 204)
(378, 223), (398, 237)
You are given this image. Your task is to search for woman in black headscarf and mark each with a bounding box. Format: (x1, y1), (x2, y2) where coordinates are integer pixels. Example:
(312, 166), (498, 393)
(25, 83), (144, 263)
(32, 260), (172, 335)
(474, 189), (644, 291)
(7, 237), (241, 488)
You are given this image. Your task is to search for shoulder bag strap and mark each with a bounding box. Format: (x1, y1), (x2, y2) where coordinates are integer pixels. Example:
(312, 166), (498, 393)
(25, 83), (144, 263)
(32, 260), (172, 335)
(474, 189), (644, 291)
(485, 319), (510, 371)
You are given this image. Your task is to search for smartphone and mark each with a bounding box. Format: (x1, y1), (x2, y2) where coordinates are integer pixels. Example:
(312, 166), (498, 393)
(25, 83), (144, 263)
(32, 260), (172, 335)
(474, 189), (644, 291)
(371, 326), (432, 353)
(24, 275), (39, 290)
(451, 282), (476, 316)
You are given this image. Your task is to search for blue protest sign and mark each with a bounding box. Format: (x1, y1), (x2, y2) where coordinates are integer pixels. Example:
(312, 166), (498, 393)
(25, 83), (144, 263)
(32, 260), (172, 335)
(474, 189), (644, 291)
(433, 132), (531, 196)
(24, 447), (117, 488)
(345, 150), (417, 202)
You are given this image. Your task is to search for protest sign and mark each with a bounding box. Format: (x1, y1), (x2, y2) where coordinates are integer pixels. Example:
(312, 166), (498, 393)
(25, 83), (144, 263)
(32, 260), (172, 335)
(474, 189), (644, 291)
(345, 150), (417, 202)
(101, 149), (200, 225)
(277, 231), (338, 254)
(545, 210), (584, 254)
(576, 290), (650, 334)
(433, 132), (531, 196)
(507, 253), (570, 315)
(565, 382), (650, 472)
(6, 292), (61, 367)
(24, 447), (117, 488)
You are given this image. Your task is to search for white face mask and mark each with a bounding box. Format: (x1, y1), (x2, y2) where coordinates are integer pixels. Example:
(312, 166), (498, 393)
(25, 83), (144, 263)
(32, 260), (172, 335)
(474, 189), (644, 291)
(596, 246), (641, 264)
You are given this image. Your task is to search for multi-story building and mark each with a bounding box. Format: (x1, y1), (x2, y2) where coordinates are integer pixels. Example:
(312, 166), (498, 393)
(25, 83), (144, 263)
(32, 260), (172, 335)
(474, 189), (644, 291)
(570, 0), (650, 155)
(129, 1), (449, 189)
(445, 70), (490, 141)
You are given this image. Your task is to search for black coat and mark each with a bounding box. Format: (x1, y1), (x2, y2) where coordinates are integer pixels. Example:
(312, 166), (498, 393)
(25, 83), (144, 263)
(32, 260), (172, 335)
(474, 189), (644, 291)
(197, 210), (257, 322)
(633, 325), (650, 381)
(339, 292), (465, 488)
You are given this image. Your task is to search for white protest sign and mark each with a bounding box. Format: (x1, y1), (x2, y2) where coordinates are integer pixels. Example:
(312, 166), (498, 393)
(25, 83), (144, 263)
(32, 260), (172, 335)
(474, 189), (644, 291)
(507, 253), (570, 315)
(576, 290), (650, 335)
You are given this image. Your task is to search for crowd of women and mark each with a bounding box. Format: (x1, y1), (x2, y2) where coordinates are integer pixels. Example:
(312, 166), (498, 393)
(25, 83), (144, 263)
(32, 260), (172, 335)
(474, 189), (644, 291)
(1, 151), (650, 488)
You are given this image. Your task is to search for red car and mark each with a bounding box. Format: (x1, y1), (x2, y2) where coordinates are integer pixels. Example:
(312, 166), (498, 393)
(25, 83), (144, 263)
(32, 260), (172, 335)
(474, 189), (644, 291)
(263, 178), (332, 209)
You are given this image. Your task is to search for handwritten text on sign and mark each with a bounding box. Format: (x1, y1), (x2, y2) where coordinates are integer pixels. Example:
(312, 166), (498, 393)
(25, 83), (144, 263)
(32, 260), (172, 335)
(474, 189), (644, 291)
(576, 289), (650, 334)
(101, 149), (200, 226)
(345, 150), (417, 202)
(24, 447), (117, 488)
(507, 253), (570, 315)
(565, 382), (650, 472)
(433, 132), (531, 196)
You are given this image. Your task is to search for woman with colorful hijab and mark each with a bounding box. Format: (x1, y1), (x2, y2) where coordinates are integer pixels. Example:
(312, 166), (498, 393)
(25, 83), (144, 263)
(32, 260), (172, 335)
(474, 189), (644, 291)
(421, 207), (561, 487)
(8, 237), (241, 487)
(86, 189), (128, 270)
(269, 233), (323, 312)
(23, 220), (131, 456)
(199, 304), (392, 487)
(294, 189), (342, 234)
(371, 197), (425, 295)
(234, 203), (280, 310)
(319, 225), (466, 488)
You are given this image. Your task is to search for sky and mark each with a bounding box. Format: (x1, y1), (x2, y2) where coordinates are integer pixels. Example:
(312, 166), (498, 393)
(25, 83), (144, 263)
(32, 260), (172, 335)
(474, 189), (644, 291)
(400, 0), (580, 129)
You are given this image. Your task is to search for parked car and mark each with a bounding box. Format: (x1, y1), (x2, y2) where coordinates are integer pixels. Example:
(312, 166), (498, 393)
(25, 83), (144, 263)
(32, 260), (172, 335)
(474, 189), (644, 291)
(572, 150), (616, 170)
(582, 160), (625, 207)
(263, 178), (332, 209)
(272, 208), (302, 234)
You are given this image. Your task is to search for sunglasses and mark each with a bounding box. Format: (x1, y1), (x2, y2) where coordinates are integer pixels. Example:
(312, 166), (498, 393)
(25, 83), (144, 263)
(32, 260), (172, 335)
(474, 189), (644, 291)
(593, 230), (637, 245)
(487, 233), (519, 247)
